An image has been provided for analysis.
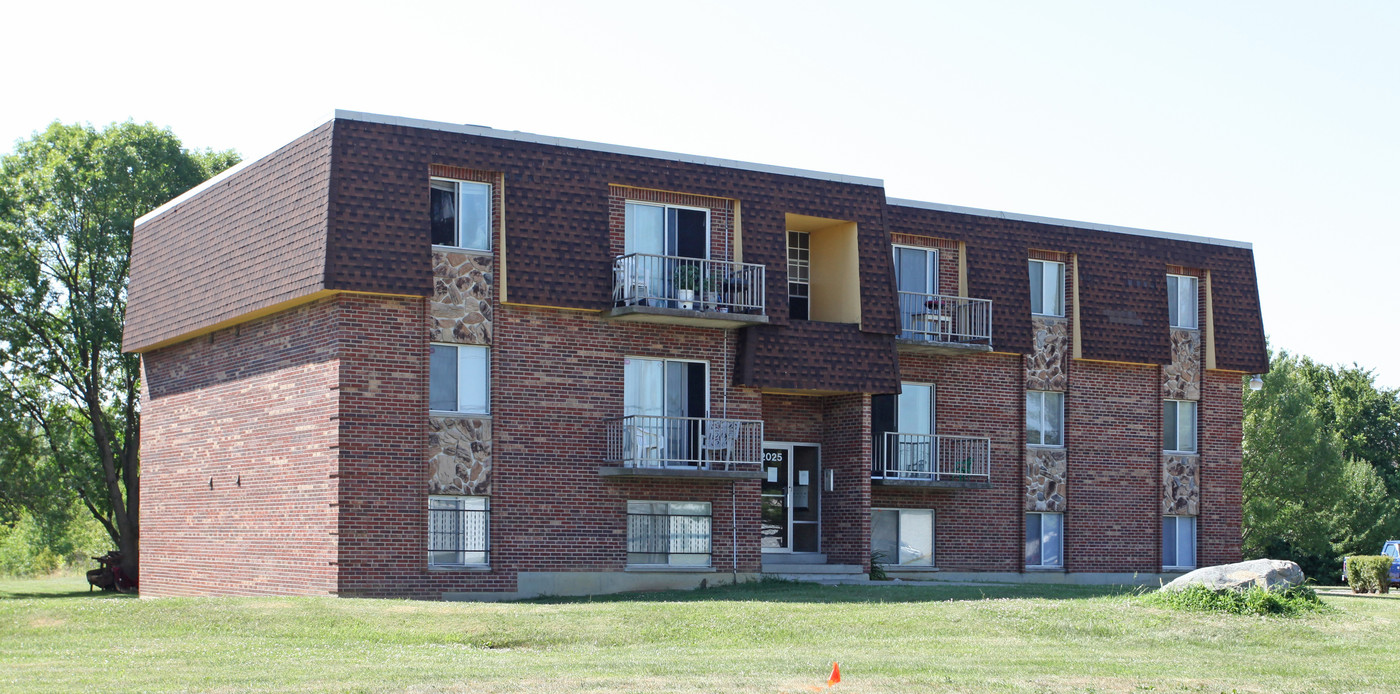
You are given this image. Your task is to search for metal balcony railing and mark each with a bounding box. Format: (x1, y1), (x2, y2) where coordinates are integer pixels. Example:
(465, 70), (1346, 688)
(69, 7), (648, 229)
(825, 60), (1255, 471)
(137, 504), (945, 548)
(872, 432), (992, 482)
(605, 415), (764, 472)
(897, 292), (992, 346)
(613, 254), (766, 315)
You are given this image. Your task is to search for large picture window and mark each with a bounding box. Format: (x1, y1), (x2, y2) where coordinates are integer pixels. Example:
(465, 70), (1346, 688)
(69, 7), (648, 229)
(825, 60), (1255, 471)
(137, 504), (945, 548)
(430, 344), (489, 414)
(428, 496), (489, 567)
(1162, 515), (1197, 569)
(1164, 400), (1197, 452)
(1029, 259), (1065, 317)
(871, 508), (934, 567)
(1167, 274), (1199, 329)
(430, 178), (491, 251)
(627, 501), (712, 567)
(1025, 512), (1064, 568)
(1025, 391), (1065, 447)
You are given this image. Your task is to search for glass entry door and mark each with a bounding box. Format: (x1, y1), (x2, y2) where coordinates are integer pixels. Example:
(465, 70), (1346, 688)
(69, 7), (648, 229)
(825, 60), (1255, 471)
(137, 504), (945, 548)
(760, 444), (821, 553)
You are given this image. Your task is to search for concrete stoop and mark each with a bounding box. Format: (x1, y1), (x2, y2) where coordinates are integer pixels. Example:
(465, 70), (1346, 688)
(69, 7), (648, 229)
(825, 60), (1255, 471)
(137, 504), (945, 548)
(763, 561), (869, 584)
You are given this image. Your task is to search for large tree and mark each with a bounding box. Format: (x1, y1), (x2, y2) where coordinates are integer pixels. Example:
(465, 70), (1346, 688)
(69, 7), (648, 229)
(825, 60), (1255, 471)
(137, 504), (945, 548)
(1242, 350), (1400, 577)
(0, 121), (237, 582)
(1241, 352), (1345, 575)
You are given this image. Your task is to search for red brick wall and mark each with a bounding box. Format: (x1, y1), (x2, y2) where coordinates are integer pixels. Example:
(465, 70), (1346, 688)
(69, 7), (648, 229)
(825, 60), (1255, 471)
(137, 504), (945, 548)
(342, 304), (761, 598)
(1065, 360), (1161, 572)
(139, 298), (342, 596)
(873, 351), (1023, 571)
(819, 393), (870, 566)
(1199, 370), (1244, 565)
(761, 394), (824, 443)
(140, 297), (1246, 597)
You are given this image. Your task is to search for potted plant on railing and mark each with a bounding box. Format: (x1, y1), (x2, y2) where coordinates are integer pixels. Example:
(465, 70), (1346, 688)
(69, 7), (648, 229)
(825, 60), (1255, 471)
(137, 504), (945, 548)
(674, 265), (702, 310)
(702, 276), (724, 312)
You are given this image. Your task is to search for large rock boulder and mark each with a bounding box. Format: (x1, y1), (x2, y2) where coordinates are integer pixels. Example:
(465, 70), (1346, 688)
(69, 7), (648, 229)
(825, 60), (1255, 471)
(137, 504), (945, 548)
(1160, 559), (1305, 593)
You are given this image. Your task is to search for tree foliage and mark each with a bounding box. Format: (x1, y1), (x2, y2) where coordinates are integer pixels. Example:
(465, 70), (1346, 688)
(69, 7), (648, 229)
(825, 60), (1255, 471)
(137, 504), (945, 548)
(1241, 354), (1345, 571)
(1242, 350), (1400, 578)
(0, 121), (237, 578)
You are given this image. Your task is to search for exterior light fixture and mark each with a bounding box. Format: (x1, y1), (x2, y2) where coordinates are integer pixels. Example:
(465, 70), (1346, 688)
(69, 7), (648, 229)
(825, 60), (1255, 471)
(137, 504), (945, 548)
(1249, 375), (1264, 392)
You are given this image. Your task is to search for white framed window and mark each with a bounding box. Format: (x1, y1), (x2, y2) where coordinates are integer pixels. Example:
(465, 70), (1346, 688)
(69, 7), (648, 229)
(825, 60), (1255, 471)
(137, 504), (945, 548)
(1162, 515), (1196, 570)
(625, 201), (710, 258)
(1167, 274), (1199, 329)
(871, 508), (935, 567)
(430, 344), (489, 414)
(894, 245), (939, 295)
(1029, 259), (1065, 317)
(788, 231), (811, 320)
(430, 178), (492, 251)
(627, 501), (712, 567)
(1025, 512), (1064, 568)
(898, 382), (936, 436)
(1164, 400), (1197, 453)
(428, 496), (489, 567)
(1025, 391), (1065, 447)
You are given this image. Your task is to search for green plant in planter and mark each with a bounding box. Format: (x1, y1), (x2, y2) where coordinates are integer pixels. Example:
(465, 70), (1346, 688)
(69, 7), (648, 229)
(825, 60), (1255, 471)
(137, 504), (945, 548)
(674, 265), (703, 292)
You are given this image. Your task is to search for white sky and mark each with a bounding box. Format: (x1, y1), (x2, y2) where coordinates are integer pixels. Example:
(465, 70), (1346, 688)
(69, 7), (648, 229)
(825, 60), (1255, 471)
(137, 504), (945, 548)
(5, 1), (1397, 386)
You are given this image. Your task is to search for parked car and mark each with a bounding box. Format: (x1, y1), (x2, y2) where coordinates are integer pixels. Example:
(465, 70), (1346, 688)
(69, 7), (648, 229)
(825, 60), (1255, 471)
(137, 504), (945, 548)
(1341, 540), (1400, 586)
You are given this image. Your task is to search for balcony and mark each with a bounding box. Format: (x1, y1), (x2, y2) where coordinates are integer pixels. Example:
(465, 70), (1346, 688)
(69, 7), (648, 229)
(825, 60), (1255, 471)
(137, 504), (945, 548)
(871, 432), (992, 488)
(603, 254), (768, 328)
(602, 415), (765, 480)
(895, 292), (993, 355)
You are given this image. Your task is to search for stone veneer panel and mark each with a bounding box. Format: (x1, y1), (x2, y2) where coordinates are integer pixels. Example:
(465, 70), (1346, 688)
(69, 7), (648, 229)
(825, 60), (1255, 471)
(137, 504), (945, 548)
(1161, 454), (1199, 516)
(1162, 328), (1201, 400)
(430, 250), (492, 345)
(428, 416), (492, 495)
(1025, 316), (1069, 391)
(1025, 447), (1068, 512)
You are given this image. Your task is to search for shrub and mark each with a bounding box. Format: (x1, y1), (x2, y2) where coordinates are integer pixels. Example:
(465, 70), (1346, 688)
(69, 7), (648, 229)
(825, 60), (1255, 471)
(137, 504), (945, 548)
(0, 505), (111, 578)
(1344, 555), (1392, 594)
(1146, 584), (1326, 617)
(869, 551), (889, 581)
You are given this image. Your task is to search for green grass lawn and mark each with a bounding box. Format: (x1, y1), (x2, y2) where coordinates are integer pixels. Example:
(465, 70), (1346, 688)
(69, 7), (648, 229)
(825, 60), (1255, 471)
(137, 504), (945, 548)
(1, 575), (1396, 693)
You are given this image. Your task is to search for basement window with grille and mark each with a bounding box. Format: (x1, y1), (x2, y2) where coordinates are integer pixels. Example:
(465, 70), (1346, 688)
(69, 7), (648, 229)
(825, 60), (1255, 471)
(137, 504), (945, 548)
(428, 496), (489, 567)
(626, 501), (712, 568)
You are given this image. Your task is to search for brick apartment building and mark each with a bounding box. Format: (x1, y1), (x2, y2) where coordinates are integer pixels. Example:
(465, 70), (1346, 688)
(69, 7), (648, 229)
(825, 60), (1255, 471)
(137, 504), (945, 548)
(124, 111), (1267, 599)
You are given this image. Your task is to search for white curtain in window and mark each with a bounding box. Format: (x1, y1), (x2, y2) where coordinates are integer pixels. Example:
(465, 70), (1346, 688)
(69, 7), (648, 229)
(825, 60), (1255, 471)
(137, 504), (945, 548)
(898, 509), (934, 567)
(1179, 402), (1196, 452)
(1178, 517), (1196, 567)
(457, 182), (491, 251)
(898, 384), (934, 435)
(1044, 392), (1063, 446)
(896, 247), (936, 294)
(624, 358), (665, 417)
(1040, 513), (1063, 567)
(1043, 263), (1063, 316)
(1169, 275), (1198, 329)
(457, 346), (489, 414)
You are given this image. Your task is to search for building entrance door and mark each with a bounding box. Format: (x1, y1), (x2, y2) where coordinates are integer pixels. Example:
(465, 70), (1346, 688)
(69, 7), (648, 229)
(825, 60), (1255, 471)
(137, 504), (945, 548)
(760, 443), (821, 553)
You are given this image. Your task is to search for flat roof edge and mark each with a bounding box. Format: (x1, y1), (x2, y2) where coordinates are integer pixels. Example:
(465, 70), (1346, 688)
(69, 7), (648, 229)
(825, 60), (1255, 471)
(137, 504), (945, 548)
(333, 109), (885, 188)
(887, 198), (1253, 250)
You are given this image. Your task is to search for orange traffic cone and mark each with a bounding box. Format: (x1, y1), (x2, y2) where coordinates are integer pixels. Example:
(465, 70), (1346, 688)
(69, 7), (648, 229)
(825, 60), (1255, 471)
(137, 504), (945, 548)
(827, 662), (841, 687)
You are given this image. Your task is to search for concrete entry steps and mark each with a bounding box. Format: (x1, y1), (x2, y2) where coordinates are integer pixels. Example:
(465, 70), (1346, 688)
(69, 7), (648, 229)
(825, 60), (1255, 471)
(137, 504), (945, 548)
(762, 556), (867, 584)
